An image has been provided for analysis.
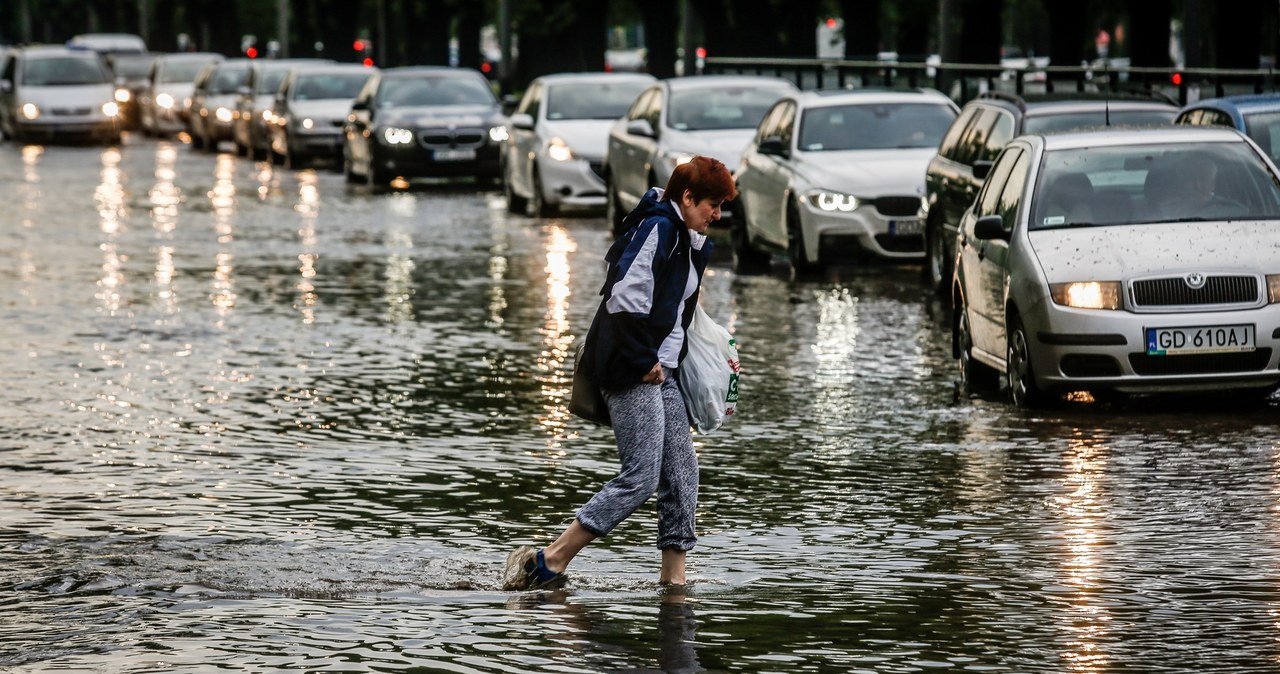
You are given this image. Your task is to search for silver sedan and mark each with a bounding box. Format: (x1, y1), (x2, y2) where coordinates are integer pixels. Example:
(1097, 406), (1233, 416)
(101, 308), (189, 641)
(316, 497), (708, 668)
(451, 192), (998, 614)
(952, 126), (1280, 405)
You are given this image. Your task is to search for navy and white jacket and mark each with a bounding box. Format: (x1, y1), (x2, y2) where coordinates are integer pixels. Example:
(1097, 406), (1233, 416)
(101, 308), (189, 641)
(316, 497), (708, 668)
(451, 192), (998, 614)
(587, 187), (713, 392)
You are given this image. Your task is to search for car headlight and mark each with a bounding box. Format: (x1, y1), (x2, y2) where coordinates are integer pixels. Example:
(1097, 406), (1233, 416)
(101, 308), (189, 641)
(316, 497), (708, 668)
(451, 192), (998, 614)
(261, 109), (273, 121)
(102, 101), (119, 117)
(547, 137), (574, 162)
(114, 88), (130, 103)
(156, 93), (174, 109)
(1050, 281), (1122, 310)
(215, 106), (233, 123)
(301, 117), (314, 130)
(383, 127), (414, 144)
(805, 190), (860, 212)
(1267, 274), (1280, 304)
(489, 125), (509, 143)
(21, 103), (40, 120)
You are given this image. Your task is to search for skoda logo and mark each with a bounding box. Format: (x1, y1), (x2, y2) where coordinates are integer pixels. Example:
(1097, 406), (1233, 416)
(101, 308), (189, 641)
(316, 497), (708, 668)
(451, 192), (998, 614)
(1184, 272), (1206, 289)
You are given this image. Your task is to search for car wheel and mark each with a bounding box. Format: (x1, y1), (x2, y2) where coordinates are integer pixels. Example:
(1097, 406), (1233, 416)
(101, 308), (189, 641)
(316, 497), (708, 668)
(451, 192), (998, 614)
(365, 155), (388, 191)
(924, 215), (951, 295)
(731, 194), (771, 274)
(786, 200), (819, 277)
(956, 299), (998, 393)
(343, 152), (360, 184)
(190, 122), (205, 149)
(503, 163), (528, 214)
(606, 177), (627, 236)
(1006, 315), (1047, 407)
(530, 168), (558, 218)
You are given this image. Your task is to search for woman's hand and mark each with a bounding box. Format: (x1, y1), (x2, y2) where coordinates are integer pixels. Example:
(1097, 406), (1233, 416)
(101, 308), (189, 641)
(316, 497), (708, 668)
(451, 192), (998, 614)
(642, 362), (664, 384)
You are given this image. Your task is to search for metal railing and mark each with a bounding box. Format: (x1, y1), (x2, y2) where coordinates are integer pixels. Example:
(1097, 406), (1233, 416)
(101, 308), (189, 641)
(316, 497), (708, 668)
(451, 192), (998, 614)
(703, 56), (1280, 106)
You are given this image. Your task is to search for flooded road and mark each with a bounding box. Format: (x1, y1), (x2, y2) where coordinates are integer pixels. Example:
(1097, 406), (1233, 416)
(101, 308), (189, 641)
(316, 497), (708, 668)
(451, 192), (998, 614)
(2, 137), (1280, 673)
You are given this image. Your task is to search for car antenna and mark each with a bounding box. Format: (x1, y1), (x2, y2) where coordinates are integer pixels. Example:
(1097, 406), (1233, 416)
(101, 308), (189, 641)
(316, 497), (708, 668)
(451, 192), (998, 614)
(1104, 60), (1111, 125)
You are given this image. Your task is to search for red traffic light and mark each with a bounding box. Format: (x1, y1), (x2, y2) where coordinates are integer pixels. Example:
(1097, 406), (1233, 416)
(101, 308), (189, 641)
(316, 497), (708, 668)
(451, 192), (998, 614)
(353, 39), (365, 51)
(362, 57), (374, 67)
(1171, 72), (1183, 86)
(246, 46), (258, 58)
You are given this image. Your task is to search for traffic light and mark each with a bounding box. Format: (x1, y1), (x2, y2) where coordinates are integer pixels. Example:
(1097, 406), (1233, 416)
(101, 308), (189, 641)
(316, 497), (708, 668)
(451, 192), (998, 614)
(241, 34), (258, 59)
(354, 38), (374, 66)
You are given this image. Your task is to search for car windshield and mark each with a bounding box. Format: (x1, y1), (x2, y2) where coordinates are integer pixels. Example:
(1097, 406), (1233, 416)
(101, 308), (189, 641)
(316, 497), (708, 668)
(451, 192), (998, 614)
(207, 64), (249, 94)
(1023, 109), (1176, 134)
(294, 72), (372, 100)
(111, 55), (152, 78)
(22, 56), (108, 86)
(1031, 141), (1280, 231)
(668, 85), (790, 131)
(378, 76), (496, 107)
(545, 81), (649, 120)
(161, 60), (211, 83)
(257, 69), (292, 94)
(1243, 110), (1280, 167)
(798, 102), (955, 151)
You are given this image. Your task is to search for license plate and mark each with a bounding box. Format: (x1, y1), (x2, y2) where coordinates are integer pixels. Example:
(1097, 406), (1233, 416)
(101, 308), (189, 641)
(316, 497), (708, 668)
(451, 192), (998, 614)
(1145, 324), (1256, 356)
(434, 148), (476, 161)
(889, 219), (921, 236)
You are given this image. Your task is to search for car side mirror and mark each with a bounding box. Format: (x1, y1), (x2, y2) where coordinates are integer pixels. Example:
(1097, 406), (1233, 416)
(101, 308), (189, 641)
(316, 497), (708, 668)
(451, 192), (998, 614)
(973, 214), (1010, 241)
(972, 160), (994, 180)
(626, 119), (655, 138)
(509, 113), (534, 131)
(757, 137), (788, 157)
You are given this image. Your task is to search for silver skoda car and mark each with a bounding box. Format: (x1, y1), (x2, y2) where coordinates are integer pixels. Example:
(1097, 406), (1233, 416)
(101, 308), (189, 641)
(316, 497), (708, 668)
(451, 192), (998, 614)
(952, 126), (1280, 405)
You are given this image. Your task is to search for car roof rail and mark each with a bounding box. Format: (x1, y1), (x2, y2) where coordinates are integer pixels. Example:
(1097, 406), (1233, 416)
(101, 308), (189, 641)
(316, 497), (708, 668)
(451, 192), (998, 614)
(976, 90), (1027, 111)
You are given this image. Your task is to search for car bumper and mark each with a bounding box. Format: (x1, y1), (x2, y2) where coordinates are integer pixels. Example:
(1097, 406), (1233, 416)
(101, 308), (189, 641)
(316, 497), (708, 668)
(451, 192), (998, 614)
(147, 105), (189, 133)
(803, 201), (925, 262)
(537, 158), (608, 208)
(374, 143), (502, 179)
(1026, 301), (1280, 394)
(291, 131), (344, 158)
(13, 117), (119, 142)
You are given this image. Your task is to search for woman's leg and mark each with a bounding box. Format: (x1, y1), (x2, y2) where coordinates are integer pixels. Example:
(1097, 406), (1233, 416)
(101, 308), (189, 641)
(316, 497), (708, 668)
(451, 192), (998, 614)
(655, 368), (698, 583)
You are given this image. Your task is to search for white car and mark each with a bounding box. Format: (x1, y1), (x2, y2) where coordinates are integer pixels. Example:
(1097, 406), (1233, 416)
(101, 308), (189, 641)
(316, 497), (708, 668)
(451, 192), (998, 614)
(953, 126), (1280, 406)
(268, 63), (376, 168)
(139, 52), (223, 136)
(603, 75), (797, 234)
(0, 45), (123, 144)
(733, 88), (958, 273)
(502, 71), (654, 217)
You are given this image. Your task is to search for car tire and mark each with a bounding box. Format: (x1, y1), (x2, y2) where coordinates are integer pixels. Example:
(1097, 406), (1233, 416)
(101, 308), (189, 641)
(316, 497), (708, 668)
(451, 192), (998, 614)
(786, 200), (819, 277)
(365, 155), (388, 191)
(503, 164), (528, 214)
(1006, 315), (1047, 407)
(606, 177), (627, 236)
(924, 214), (951, 295)
(530, 168), (558, 218)
(956, 299), (998, 393)
(190, 122), (205, 150)
(731, 194), (771, 274)
(343, 153), (360, 184)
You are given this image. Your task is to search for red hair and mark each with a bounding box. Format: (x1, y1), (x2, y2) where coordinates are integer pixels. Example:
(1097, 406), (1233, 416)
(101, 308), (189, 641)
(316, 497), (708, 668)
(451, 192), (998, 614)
(662, 155), (737, 204)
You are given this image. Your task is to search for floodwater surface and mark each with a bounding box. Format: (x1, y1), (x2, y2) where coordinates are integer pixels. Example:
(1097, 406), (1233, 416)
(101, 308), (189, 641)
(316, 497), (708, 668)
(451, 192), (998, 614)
(2, 140), (1280, 673)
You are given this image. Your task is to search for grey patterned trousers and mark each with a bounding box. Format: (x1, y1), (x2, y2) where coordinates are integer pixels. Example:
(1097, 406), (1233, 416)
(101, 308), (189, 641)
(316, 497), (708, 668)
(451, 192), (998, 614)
(576, 366), (698, 552)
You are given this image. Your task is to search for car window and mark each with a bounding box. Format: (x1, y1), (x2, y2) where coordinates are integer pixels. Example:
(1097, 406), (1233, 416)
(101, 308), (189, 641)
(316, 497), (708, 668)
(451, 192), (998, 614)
(293, 72), (371, 100)
(207, 64), (249, 94)
(982, 111), (1015, 160)
(755, 101), (788, 144)
(776, 101), (796, 148)
(642, 88), (662, 129)
(546, 81), (649, 120)
(161, 60), (211, 83)
(1177, 108), (1234, 127)
(1032, 141), (1280, 230)
(956, 108), (997, 166)
(974, 147), (1022, 218)
(378, 75), (495, 107)
(667, 85), (789, 131)
(21, 56), (108, 86)
(799, 102), (954, 151)
(517, 82), (541, 117)
(1024, 109), (1176, 134)
(997, 150), (1030, 228)
(1243, 111), (1280, 166)
(938, 106), (979, 160)
(257, 68), (291, 94)
(627, 88), (655, 122)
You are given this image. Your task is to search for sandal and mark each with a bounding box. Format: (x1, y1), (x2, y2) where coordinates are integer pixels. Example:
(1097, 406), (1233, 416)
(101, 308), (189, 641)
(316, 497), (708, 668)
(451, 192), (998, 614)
(502, 545), (567, 591)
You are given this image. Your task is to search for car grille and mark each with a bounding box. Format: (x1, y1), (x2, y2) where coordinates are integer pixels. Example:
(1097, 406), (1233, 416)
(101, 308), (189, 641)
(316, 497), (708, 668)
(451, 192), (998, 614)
(1129, 274), (1260, 309)
(1060, 354), (1122, 377)
(419, 128), (485, 149)
(873, 233), (924, 253)
(1128, 348), (1273, 375)
(52, 107), (93, 116)
(872, 196), (921, 217)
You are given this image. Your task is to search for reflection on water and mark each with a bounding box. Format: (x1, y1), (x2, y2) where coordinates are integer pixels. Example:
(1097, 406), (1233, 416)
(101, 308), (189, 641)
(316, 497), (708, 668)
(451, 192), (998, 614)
(1, 142), (1279, 673)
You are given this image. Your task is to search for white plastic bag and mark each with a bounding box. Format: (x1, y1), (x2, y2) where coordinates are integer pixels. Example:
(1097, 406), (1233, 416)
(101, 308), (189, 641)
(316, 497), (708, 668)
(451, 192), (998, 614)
(678, 304), (740, 434)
